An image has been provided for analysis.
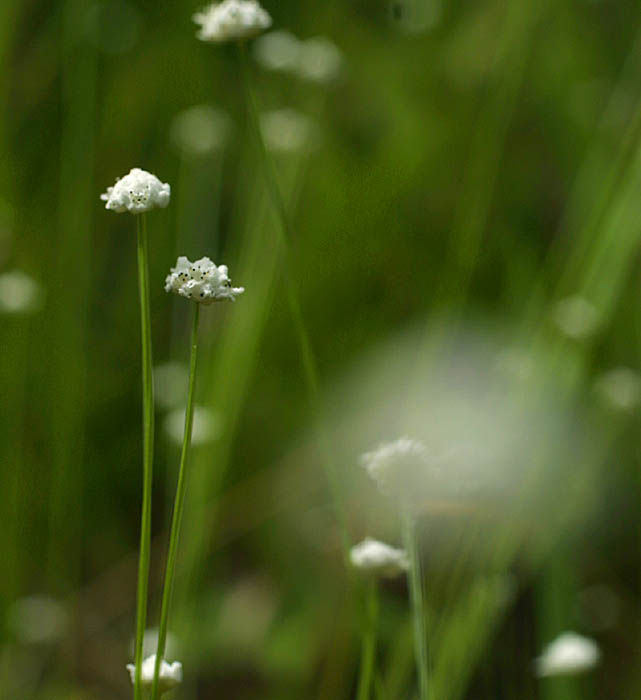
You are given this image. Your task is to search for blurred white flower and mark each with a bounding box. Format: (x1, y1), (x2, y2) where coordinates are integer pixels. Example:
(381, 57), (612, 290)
(165, 256), (244, 304)
(552, 295), (600, 340)
(7, 595), (67, 644)
(171, 105), (232, 156)
(129, 628), (180, 660)
(535, 632), (600, 677)
(593, 367), (641, 411)
(298, 37), (342, 83)
(260, 109), (318, 153)
(349, 537), (408, 578)
(154, 362), (189, 409)
(193, 0), (271, 43)
(164, 405), (220, 446)
(101, 168), (170, 214)
(360, 437), (428, 504)
(0, 271), (43, 315)
(126, 654), (182, 694)
(254, 30), (301, 72)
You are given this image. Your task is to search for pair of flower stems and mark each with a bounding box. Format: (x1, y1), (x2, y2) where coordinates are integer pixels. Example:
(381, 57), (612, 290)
(133, 212), (200, 700)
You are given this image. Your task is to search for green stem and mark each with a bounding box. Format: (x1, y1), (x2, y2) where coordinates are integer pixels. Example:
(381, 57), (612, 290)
(134, 213), (155, 700)
(151, 303), (200, 700)
(356, 581), (379, 700)
(236, 41), (351, 559)
(402, 510), (430, 700)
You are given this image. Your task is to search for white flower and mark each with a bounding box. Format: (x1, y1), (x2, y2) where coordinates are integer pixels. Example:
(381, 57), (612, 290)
(163, 405), (220, 446)
(593, 367), (641, 411)
(171, 105), (232, 156)
(297, 37), (342, 83)
(260, 109), (318, 153)
(0, 271), (43, 315)
(126, 654), (183, 695)
(535, 632), (600, 677)
(349, 538), (408, 578)
(100, 168), (170, 214)
(254, 30), (301, 72)
(193, 0), (271, 43)
(552, 295), (600, 340)
(360, 437), (428, 503)
(164, 256), (244, 304)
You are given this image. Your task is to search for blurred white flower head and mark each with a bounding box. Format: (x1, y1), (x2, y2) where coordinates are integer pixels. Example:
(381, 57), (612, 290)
(7, 595), (67, 644)
(193, 0), (271, 43)
(126, 654), (182, 694)
(171, 105), (232, 156)
(164, 405), (220, 446)
(254, 31), (342, 83)
(254, 30), (301, 72)
(101, 167), (170, 214)
(535, 632), (600, 677)
(260, 109), (318, 153)
(593, 367), (641, 411)
(552, 295), (600, 340)
(360, 437), (428, 504)
(165, 256), (244, 304)
(128, 628), (180, 660)
(298, 37), (342, 83)
(0, 271), (43, 315)
(154, 362), (189, 409)
(349, 537), (408, 578)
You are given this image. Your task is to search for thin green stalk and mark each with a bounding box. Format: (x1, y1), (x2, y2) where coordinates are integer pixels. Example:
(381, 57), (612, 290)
(236, 41), (351, 558)
(402, 510), (430, 700)
(356, 581), (380, 700)
(152, 303), (200, 700)
(134, 212), (155, 700)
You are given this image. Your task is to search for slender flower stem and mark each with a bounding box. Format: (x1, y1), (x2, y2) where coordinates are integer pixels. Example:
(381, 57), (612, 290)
(236, 41), (351, 559)
(151, 303), (200, 700)
(402, 510), (430, 700)
(134, 213), (155, 700)
(356, 580), (379, 700)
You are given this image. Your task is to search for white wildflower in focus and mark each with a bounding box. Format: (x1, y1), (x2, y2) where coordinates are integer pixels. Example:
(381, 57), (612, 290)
(0, 271), (43, 315)
(126, 654), (183, 695)
(164, 405), (220, 446)
(193, 0), (271, 43)
(260, 109), (318, 153)
(165, 256), (244, 304)
(7, 595), (67, 644)
(171, 105), (232, 156)
(254, 30), (301, 72)
(593, 367), (641, 411)
(154, 362), (189, 409)
(552, 295), (600, 340)
(349, 538), (408, 578)
(101, 168), (170, 214)
(298, 37), (342, 83)
(360, 437), (428, 504)
(535, 632), (600, 677)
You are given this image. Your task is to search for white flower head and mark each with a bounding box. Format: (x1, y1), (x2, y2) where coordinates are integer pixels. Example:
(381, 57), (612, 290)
(260, 109), (319, 153)
(349, 538), (408, 578)
(164, 256), (244, 304)
(171, 105), (232, 156)
(164, 405), (220, 446)
(101, 168), (170, 214)
(193, 0), (271, 43)
(0, 271), (44, 315)
(297, 37), (343, 83)
(552, 295), (600, 341)
(126, 654), (183, 695)
(254, 30), (301, 72)
(360, 437), (428, 504)
(535, 632), (600, 677)
(593, 367), (641, 412)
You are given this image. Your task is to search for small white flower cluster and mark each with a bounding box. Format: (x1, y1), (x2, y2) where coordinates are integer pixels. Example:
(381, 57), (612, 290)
(126, 654), (183, 695)
(535, 632), (600, 677)
(254, 30), (343, 83)
(101, 168), (171, 214)
(194, 0), (271, 43)
(260, 109), (318, 153)
(0, 271), (43, 315)
(349, 538), (408, 578)
(170, 105), (232, 156)
(165, 256), (244, 304)
(360, 437), (428, 504)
